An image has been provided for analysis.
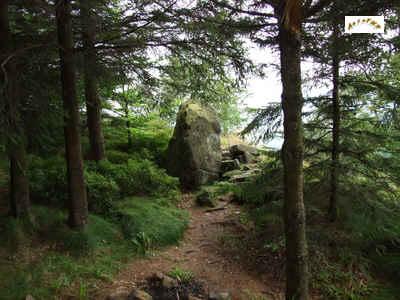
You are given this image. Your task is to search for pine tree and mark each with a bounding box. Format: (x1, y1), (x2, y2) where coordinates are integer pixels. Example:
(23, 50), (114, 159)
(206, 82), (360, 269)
(0, 0), (31, 219)
(81, 0), (105, 161)
(328, 0), (340, 222)
(56, 0), (88, 229)
(278, 1), (309, 298)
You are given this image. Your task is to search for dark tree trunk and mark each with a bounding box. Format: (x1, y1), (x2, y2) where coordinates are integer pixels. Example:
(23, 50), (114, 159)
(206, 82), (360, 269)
(81, 0), (105, 161)
(328, 3), (340, 222)
(9, 146), (31, 218)
(122, 94), (132, 148)
(277, 1), (309, 299)
(127, 118), (132, 148)
(0, 1), (31, 218)
(56, 0), (88, 229)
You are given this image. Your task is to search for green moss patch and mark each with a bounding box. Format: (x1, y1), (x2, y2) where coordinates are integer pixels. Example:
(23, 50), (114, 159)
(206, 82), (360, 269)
(0, 198), (188, 299)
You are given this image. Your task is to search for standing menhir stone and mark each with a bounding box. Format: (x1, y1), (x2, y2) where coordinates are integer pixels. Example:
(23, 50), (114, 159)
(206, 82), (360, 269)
(166, 101), (222, 189)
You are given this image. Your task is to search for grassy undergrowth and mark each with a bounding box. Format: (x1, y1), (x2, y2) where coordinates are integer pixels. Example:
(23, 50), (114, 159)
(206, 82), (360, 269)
(0, 198), (188, 299)
(210, 154), (400, 300)
(117, 197), (188, 251)
(0, 116), (187, 299)
(232, 197), (400, 299)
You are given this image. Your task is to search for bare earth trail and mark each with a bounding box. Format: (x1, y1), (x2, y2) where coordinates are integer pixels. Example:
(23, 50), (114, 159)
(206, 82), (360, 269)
(97, 194), (284, 299)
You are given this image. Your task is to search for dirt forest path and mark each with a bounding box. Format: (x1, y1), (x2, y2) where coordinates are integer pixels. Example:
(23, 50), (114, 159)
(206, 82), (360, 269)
(97, 194), (284, 300)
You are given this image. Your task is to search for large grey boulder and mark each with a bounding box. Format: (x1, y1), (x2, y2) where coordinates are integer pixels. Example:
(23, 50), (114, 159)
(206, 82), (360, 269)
(166, 101), (222, 189)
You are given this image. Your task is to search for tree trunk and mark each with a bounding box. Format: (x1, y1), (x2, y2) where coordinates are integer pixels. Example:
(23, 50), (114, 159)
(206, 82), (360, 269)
(124, 100), (133, 148)
(328, 2), (340, 222)
(9, 146), (31, 218)
(81, 0), (105, 161)
(56, 0), (88, 229)
(277, 1), (309, 299)
(120, 87), (132, 148)
(0, 0), (31, 218)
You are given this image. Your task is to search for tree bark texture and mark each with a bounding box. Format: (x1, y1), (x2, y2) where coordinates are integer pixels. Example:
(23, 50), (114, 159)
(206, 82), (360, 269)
(81, 0), (105, 161)
(56, 0), (88, 229)
(328, 1), (340, 222)
(277, 1), (309, 299)
(0, 0), (31, 218)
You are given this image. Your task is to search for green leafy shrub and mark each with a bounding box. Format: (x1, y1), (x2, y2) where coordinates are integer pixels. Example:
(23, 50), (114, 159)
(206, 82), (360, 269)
(31, 206), (124, 255)
(205, 152), (280, 207)
(131, 231), (152, 255)
(0, 217), (33, 251)
(309, 245), (374, 299)
(104, 115), (172, 165)
(86, 159), (116, 175)
(240, 159), (283, 205)
(29, 156), (179, 211)
(86, 158), (179, 199)
(212, 181), (243, 202)
(0, 205), (131, 299)
(106, 150), (131, 164)
(60, 228), (93, 255)
(111, 159), (179, 198)
(168, 267), (194, 283)
(29, 157), (121, 213)
(249, 200), (283, 230)
(29, 155), (67, 205)
(129, 117), (172, 164)
(85, 171), (119, 215)
(58, 214), (125, 255)
(116, 197), (188, 248)
(29, 206), (93, 255)
(227, 158), (282, 207)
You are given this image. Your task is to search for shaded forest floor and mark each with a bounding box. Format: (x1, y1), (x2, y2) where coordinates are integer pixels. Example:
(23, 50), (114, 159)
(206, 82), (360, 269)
(96, 194), (284, 300)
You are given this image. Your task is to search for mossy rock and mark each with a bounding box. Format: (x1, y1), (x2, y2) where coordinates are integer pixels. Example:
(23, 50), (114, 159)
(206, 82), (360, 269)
(195, 186), (218, 207)
(221, 159), (240, 173)
(166, 101), (222, 190)
(222, 169), (243, 180)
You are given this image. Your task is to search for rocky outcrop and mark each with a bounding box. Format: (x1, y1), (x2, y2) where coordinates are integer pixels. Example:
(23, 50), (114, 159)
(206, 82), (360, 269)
(223, 169), (261, 183)
(220, 159), (240, 174)
(228, 144), (259, 164)
(166, 101), (222, 189)
(219, 143), (261, 183)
